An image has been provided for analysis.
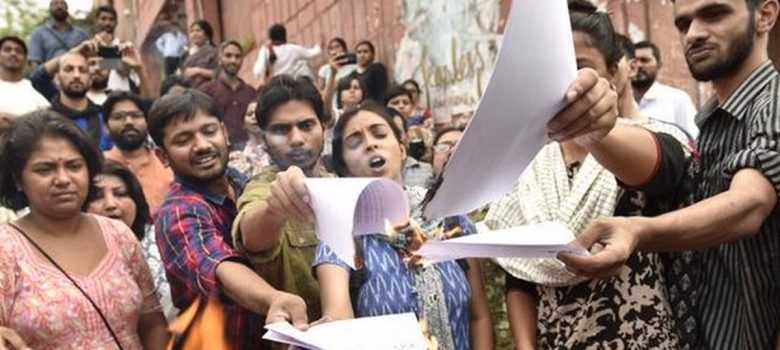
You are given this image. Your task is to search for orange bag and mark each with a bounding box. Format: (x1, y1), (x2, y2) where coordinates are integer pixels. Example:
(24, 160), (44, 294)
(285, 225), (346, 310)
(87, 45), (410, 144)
(167, 298), (230, 350)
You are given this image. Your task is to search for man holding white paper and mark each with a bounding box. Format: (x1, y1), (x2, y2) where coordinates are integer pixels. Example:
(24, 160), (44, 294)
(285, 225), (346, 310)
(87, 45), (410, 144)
(232, 75), (332, 323)
(559, 0), (780, 348)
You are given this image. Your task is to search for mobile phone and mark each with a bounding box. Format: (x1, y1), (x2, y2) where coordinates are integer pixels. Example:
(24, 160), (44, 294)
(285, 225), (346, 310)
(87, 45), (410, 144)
(97, 46), (123, 70)
(337, 53), (357, 65)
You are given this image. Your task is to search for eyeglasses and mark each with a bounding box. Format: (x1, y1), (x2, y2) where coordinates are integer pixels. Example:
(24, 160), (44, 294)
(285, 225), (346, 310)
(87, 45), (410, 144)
(108, 110), (145, 121)
(433, 142), (456, 153)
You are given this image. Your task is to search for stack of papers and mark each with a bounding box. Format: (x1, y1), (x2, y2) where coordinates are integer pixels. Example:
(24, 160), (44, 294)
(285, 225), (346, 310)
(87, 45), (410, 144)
(263, 313), (428, 350)
(417, 222), (588, 263)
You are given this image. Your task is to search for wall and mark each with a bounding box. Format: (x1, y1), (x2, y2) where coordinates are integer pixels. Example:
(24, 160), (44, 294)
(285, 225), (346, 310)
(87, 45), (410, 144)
(127, 0), (780, 105)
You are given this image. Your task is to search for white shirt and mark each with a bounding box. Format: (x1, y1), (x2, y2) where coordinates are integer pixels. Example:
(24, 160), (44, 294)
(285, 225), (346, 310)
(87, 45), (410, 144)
(0, 79), (50, 116)
(638, 81), (699, 139)
(252, 43), (321, 79)
(104, 38), (141, 93)
(155, 31), (188, 58)
(87, 90), (108, 105)
(318, 63), (357, 111)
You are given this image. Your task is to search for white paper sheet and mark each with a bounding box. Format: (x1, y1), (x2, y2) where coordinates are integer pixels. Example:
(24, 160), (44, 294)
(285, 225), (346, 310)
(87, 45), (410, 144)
(423, 0), (577, 218)
(416, 222), (588, 263)
(304, 178), (409, 269)
(263, 313), (428, 350)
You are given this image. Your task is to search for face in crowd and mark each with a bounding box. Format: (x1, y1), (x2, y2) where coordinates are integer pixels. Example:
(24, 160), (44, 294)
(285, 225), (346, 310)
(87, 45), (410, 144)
(220, 43), (243, 77)
(58, 54), (92, 98)
(432, 129), (462, 178)
(337, 108), (406, 183)
(355, 43), (374, 68)
(263, 100), (324, 172)
(96, 10), (117, 34)
(673, 0), (758, 81)
(327, 39), (347, 59)
(243, 101), (261, 137)
(0, 39), (26, 73)
(150, 91), (231, 186)
(88, 172), (136, 228)
(106, 98), (148, 152)
(339, 78), (364, 110)
(386, 93), (413, 119)
(49, 0), (69, 22)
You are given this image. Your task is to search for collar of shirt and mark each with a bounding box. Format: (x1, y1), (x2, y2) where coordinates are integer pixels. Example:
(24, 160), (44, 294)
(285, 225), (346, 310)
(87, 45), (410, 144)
(50, 95), (102, 118)
(217, 75), (251, 91)
(642, 81), (665, 102)
(174, 167), (248, 206)
(45, 19), (73, 31)
(106, 146), (155, 168)
(696, 60), (778, 126)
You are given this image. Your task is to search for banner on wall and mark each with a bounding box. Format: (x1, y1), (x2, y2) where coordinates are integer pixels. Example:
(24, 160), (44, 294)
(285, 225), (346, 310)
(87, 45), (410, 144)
(394, 0), (502, 124)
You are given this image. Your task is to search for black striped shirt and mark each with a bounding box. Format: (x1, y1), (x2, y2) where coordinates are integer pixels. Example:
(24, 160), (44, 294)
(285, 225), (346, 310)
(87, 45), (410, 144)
(680, 61), (780, 349)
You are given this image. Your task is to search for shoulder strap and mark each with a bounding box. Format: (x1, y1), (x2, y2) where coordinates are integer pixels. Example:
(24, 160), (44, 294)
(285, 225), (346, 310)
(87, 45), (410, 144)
(8, 222), (125, 350)
(41, 25), (71, 53)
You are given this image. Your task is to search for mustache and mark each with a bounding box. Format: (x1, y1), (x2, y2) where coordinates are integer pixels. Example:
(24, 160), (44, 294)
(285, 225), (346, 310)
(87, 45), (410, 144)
(286, 148), (314, 158)
(686, 41), (716, 55)
(192, 148), (220, 159)
(121, 126), (140, 134)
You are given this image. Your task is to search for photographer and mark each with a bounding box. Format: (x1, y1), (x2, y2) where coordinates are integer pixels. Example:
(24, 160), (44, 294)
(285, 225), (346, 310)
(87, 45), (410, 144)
(317, 37), (357, 111)
(92, 5), (151, 98)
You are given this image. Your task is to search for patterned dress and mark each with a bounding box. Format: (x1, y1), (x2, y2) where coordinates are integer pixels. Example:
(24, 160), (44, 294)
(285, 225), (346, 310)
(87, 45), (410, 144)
(494, 130), (691, 349)
(0, 215), (161, 349)
(313, 187), (474, 350)
(140, 225), (177, 320)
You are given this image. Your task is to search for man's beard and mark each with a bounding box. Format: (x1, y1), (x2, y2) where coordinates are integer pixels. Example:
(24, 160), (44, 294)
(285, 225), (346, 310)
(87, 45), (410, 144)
(51, 10), (68, 21)
(687, 17), (755, 82)
(1, 63), (23, 73)
(91, 77), (109, 90)
(222, 64), (239, 77)
(62, 83), (87, 98)
(111, 127), (147, 151)
(266, 144), (321, 175)
(269, 148), (318, 172)
(632, 69), (655, 90)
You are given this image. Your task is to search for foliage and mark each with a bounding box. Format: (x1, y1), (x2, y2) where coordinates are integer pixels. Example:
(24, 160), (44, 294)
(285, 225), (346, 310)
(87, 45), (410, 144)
(0, 0), (94, 40)
(0, 0), (48, 39)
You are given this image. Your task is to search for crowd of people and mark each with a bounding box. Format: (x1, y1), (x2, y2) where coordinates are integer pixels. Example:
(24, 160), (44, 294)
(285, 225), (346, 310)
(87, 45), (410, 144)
(0, 0), (779, 349)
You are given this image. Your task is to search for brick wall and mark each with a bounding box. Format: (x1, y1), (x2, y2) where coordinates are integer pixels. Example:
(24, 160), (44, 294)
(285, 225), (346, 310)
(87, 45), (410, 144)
(202, 0), (704, 103)
(155, 0), (780, 105)
(215, 0), (407, 87)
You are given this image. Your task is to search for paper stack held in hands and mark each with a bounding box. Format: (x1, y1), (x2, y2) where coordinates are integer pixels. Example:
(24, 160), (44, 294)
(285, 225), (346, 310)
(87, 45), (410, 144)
(263, 313), (429, 350)
(416, 222), (589, 264)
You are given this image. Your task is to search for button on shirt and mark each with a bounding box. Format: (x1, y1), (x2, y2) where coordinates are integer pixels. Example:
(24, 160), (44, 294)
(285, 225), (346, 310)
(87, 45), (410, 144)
(639, 81), (699, 139)
(154, 168), (266, 350)
(668, 61), (780, 350)
(232, 165), (330, 323)
(27, 21), (89, 63)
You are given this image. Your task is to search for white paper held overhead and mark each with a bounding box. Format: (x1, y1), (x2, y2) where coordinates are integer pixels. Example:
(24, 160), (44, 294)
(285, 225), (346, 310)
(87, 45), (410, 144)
(423, 0), (577, 218)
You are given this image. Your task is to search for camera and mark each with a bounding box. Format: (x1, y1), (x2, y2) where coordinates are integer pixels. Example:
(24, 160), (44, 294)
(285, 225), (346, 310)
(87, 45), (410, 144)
(97, 46), (123, 70)
(337, 53), (358, 65)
